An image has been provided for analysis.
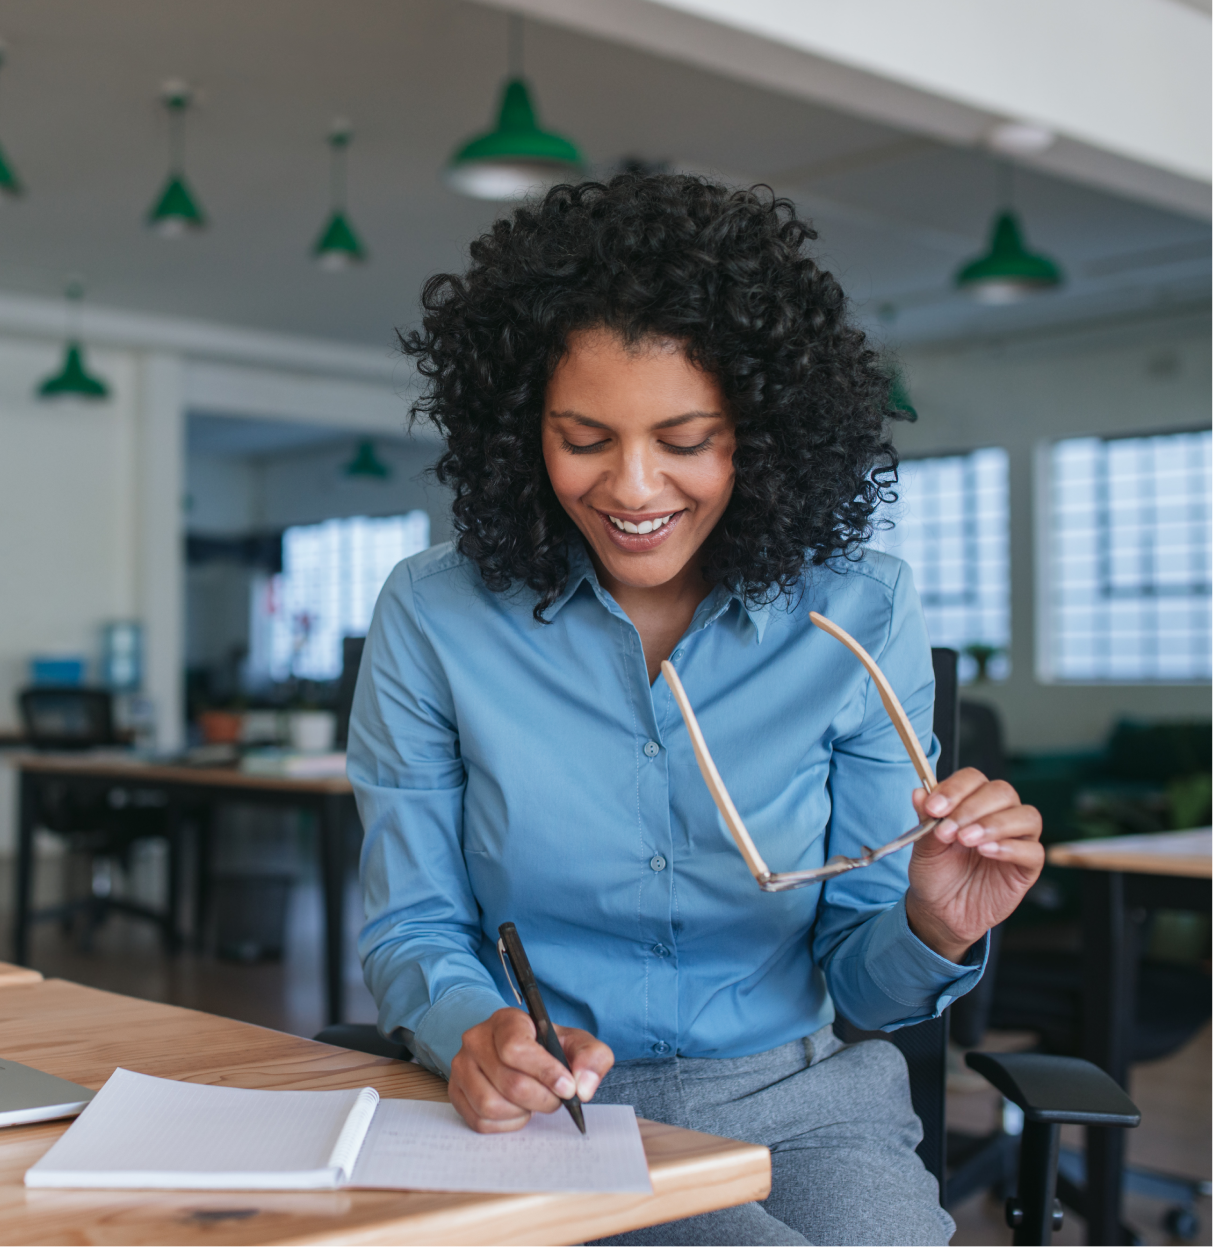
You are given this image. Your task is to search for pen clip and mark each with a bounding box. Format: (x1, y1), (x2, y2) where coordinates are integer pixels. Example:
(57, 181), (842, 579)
(496, 937), (525, 1008)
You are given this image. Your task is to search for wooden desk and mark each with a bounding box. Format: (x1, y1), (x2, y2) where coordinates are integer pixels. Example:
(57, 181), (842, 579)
(1047, 828), (1212, 1244)
(0, 979), (770, 1245)
(12, 755), (355, 1025)
(0, 962), (42, 988)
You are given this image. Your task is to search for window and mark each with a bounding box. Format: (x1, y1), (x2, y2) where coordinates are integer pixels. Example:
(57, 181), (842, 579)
(1045, 429), (1211, 682)
(252, 512), (430, 683)
(870, 447), (1010, 682)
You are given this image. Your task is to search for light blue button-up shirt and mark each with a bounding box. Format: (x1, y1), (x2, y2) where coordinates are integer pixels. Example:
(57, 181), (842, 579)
(349, 540), (986, 1078)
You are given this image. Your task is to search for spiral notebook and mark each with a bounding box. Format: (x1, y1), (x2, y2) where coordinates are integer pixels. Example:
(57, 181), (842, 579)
(25, 1068), (652, 1194)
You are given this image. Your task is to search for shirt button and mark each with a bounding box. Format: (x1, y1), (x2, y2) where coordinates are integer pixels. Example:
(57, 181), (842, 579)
(650, 854), (667, 872)
(652, 1041), (671, 1056)
(643, 740), (660, 757)
(652, 943), (670, 957)
(671, 649), (683, 661)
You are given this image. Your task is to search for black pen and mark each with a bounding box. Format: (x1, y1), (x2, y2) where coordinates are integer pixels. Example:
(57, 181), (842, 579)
(497, 922), (586, 1135)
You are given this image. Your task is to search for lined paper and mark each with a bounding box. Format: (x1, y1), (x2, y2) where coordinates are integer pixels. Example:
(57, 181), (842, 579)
(350, 1100), (653, 1194)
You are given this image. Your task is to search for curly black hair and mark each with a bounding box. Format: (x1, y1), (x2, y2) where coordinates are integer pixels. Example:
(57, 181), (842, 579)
(401, 173), (900, 621)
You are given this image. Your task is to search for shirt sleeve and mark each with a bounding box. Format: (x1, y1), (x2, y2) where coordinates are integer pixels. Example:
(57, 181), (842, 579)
(348, 563), (506, 1078)
(810, 562), (988, 1031)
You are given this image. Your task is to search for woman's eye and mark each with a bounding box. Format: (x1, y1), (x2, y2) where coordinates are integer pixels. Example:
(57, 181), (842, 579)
(561, 437), (609, 455)
(663, 438), (712, 456)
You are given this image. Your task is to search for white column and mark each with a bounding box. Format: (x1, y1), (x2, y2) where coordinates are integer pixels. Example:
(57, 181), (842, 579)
(136, 352), (186, 752)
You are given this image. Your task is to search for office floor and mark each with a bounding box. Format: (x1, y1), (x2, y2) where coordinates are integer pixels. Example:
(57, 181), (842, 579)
(0, 850), (1208, 1246)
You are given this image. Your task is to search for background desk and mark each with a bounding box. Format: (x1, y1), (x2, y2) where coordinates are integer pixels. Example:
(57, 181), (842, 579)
(12, 755), (356, 1024)
(0, 975), (770, 1245)
(1047, 828), (1212, 1245)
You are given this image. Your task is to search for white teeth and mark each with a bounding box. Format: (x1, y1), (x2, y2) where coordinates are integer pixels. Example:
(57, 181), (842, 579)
(608, 513), (673, 535)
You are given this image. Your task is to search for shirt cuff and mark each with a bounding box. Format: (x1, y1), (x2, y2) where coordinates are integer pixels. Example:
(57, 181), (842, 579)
(410, 986), (509, 1079)
(864, 894), (989, 1028)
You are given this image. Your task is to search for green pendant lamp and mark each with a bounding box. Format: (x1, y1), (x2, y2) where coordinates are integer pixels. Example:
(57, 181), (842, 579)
(147, 82), (206, 237)
(313, 123), (367, 270)
(0, 43), (23, 200)
(344, 439), (390, 478)
(445, 17), (583, 200)
(956, 210), (1062, 304)
(37, 282), (109, 401)
(888, 373), (917, 422)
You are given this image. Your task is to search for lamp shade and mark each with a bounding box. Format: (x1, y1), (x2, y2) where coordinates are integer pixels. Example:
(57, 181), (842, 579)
(888, 374), (917, 422)
(37, 341), (109, 400)
(956, 211), (1062, 304)
(313, 210), (366, 270)
(344, 439), (390, 478)
(147, 172), (206, 237)
(446, 78), (583, 200)
(0, 140), (21, 198)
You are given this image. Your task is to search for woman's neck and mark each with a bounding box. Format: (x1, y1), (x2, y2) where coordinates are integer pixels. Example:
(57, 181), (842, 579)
(591, 552), (715, 684)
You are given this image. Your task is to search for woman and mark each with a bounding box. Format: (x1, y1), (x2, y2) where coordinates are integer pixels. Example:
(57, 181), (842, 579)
(349, 174), (1042, 1246)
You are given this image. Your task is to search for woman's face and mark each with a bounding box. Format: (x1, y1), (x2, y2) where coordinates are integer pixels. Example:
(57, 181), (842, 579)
(542, 327), (736, 592)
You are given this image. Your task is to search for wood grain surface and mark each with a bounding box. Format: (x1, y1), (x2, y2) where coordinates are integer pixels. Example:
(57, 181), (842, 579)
(0, 979), (770, 1246)
(13, 754), (353, 795)
(1047, 828), (1212, 879)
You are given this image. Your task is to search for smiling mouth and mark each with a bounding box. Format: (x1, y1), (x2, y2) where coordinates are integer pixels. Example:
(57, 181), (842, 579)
(608, 511), (675, 534)
(596, 508), (684, 550)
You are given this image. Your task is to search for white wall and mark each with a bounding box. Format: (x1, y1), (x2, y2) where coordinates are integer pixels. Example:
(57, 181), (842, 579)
(187, 454), (257, 536)
(894, 309), (1211, 753)
(0, 336), (141, 721)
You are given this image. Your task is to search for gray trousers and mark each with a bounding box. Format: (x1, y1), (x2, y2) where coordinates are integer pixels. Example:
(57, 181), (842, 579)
(589, 1026), (953, 1247)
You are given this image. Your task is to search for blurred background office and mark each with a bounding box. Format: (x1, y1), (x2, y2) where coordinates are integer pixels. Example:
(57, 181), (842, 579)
(0, 3), (1207, 1243)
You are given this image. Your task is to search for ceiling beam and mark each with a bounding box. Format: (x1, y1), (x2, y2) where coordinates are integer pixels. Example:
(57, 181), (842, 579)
(482, 0), (1211, 218)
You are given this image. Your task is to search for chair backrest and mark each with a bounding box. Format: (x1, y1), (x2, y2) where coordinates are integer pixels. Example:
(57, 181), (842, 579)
(19, 686), (115, 750)
(890, 648), (958, 1194)
(834, 648), (958, 1194)
(334, 636), (366, 749)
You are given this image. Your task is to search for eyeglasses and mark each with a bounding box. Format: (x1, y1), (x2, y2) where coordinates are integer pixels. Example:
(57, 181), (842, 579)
(661, 610), (940, 892)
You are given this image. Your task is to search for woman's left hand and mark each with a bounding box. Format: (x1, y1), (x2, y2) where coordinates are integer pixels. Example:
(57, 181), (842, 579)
(905, 769), (1044, 963)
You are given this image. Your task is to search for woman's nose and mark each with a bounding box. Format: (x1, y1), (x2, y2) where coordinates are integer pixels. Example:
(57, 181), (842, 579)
(611, 444), (662, 508)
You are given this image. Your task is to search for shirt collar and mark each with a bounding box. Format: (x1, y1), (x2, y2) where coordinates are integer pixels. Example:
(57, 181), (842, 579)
(539, 541), (597, 622)
(541, 540), (774, 642)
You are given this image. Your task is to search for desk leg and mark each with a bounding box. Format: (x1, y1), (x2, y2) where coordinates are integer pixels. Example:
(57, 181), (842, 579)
(164, 797), (183, 952)
(13, 771), (38, 965)
(319, 795), (346, 1027)
(1083, 870), (1134, 1245)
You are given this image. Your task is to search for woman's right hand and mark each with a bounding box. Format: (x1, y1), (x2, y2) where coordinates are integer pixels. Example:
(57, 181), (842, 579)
(449, 1007), (615, 1133)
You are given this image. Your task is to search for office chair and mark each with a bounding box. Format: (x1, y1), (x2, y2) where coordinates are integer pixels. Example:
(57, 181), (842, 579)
(16, 686), (182, 952)
(315, 649), (1140, 1246)
(19, 686), (115, 750)
(947, 698), (1207, 1242)
(334, 636), (366, 750)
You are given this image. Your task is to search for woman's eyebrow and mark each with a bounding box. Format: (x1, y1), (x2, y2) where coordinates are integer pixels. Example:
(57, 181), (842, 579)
(547, 410), (723, 430)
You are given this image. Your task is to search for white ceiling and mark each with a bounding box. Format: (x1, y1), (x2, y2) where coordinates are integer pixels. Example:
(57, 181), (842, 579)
(0, 0), (1206, 354)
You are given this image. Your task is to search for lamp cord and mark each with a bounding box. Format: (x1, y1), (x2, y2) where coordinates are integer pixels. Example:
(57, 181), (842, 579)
(508, 12), (524, 78)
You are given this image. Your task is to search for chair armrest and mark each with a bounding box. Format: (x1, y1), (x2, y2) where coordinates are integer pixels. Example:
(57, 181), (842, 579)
(965, 1052), (1140, 1128)
(314, 1023), (413, 1062)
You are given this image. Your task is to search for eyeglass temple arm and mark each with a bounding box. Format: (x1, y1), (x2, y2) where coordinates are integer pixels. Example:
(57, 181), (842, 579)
(660, 659), (773, 883)
(660, 612), (937, 887)
(808, 612), (937, 793)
